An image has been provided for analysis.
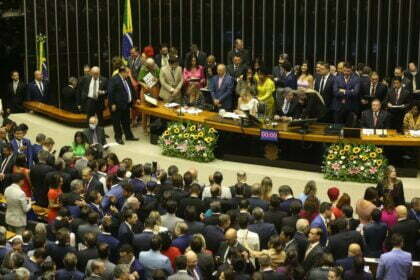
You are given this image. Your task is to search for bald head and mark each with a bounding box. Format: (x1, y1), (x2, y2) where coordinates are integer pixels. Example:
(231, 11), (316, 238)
(296, 219), (309, 233)
(217, 64), (226, 76)
(34, 70), (43, 81)
(91, 66), (100, 79)
(225, 228), (237, 246)
(126, 197), (140, 210)
(396, 205), (408, 219)
(89, 116), (98, 125)
(348, 243), (362, 257)
(145, 58), (155, 67)
(185, 250), (198, 269)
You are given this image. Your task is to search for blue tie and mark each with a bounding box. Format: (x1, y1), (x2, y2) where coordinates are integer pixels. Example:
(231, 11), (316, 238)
(122, 79), (132, 102)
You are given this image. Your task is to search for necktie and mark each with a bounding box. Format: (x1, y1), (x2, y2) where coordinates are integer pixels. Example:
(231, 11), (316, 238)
(371, 85), (376, 97)
(283, 100), (289, 114)
(38, 82), (44, 95)
(92, 129), (98, 144)
(13, 81), (18, 93)
(396, 89), (400, 103)
(304, 244), (313, 260)
(234, 65), (238, 72)
(373, 112), (378, 127)
(320, 77), (325, 93)
(93, 79), (98, 99)
(123, 79), (132, 103)
(1, 156), (10, 173)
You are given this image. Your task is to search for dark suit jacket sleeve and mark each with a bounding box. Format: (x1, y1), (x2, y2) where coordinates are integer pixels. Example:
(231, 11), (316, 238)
(218, 76), (234, 102)
(107, 77), (116, 106)
(360, 111), (369, 128)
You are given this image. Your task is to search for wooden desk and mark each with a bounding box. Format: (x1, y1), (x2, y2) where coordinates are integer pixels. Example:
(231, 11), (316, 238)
(23, 101), (110, 125)
(135, 102), (420, 147)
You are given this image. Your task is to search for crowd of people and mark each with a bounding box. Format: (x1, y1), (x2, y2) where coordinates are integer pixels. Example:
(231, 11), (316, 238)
(0, 115), (416, 279)
(4, 39), (420, 144)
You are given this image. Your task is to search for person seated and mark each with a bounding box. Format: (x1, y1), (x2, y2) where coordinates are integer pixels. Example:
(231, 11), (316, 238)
(384, 77), (411, 131)
(256, 68), (276, 118)
(27, 70), (49, 103)
(184, 86), (206, 109)
(183, 55), (205, 90)
(236, 67), (257, 97)
(403, 103), (420, 131)
(234, 88), (258, 118)
(274, 88), (297, 120)
(71, 131), (89, 158)
(289, 90), (326, 120)
(208, 64), (234, 111)
(159, 56), (183, 103)
(61, 77), (79, 113)
(227, 54), (247, 81)
(360, 98), (390, 129)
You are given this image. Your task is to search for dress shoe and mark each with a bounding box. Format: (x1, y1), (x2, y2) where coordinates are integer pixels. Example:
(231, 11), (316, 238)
(116, 139), (125, 145)
(126, 137), (139, 141)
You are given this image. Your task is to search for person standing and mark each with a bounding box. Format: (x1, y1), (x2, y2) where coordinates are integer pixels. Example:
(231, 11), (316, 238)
(26, 70), (49, 103)
(61, 77), (79, 113)
(227, 39), (250, 66)
(384, 77), (411, 131)
(128, 47), (142, 79)
(80, 66), (108, 126)
(209, 64), (234, 111)
(108, 66), (139, 145)
(3, 70), (25, 115)
(159, 56), (184, 103)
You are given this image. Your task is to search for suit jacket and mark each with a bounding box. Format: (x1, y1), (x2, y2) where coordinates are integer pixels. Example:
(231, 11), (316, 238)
(30, 162), (55, 207)
(335, 256), (355, 272)
(185, 221), (205, 235)
(61, 85), (78, 112)
(314, 74), (335, 108)
(179, 196), (205, 218)
(363, 221), (388, 258)
(47, 243), (77, 269)
(361, 82), (387, 103)
(128, 56), (142, 78)
(81, 76), (108, 109)
(272, 65), (286, 88)
(184, 50), (208, 67)
(27, 80), (49, 103)
(248, 221), (277, 250)
(376, 248), (412, 280)
(294, 232), (309, 259)
(83, 126), (107, 146)
(168, 271), (193, 280)
(139, 250), (173, 280)
(203, 225), (225, 254)
(4, 80), (25, 113)
(77, 223), (100, 244)
(227, 49), (250, 66)
(310, 215), (328, 247)
(11, 138), (33, 167)
(275, 96), (298, 117)
(216, 241), (247, 263)
(108, 74), (134, 111)
(262, 269), (288, 280)
(279, 198), (302, 214)
(332, 73), (360, 112)
(326, 230), (365, 260)
(209, 75), (235, 110)
(76, 247), (99, 272)
(118, 222), (134, 245)
(159, 65), (184, 102)
(385, 87), (411, 108)
(197, 252), (215, 280)
(391, 218), (419, 255)
(247, 196), (269, 211)
(133, 230), (154, 254)
(55, 269), (85, 280)
(284, 72), (298, 90)
(4, 183), (31, 227)
(97, 232), (120, 263)
(227, 64), (247, 80)
(302, 243), (323, 271)
(172, 234), (192, 253)
(360, 109), (390, 129)
(264, 208), (288, 233)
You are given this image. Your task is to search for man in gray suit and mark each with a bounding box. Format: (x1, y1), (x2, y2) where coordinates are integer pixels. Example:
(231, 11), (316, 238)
(168, 255), (193, 280)
(128, 47), (142, 79)
(159, 56), (184, 103)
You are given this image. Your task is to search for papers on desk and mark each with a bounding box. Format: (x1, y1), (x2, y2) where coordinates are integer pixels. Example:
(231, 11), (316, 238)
(180, 107), (203, 114)
(220, 111), (241, 120)
(362, 129), (388, 136)
(164, 103), (180, 108)
(409, 130), (420, 137)
(144, 94), (158, 106)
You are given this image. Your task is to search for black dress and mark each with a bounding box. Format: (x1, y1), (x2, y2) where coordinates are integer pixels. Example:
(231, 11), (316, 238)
(376, 180), (406, 206)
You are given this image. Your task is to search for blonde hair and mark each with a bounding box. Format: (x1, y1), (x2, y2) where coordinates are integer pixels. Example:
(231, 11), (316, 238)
(260, 176), (273, 201)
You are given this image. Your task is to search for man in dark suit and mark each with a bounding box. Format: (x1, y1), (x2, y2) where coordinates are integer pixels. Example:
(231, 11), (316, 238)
(209, 64), (234, 111)
(314, 62), (335, 122)
(264, 194), (287, 233)
(83, 116), (107, 155)
(274, 88), (297, 119)
(27, 70), (49, 103)
(310, 202), (332, 247)
(326, 218), (365, 260)
(97, 217), (120, 263)
(30, 150), (55, 207)
(247, 184), (269, 211)
(184, 44), (207, 67)
(133, 217), (155, 254)
(272, 53), (289, 88)
(0, 143), (16, 192)
(82, 167), (104, 195)
(283, 62), (298, 90)
(108, 66), (139, 145)
(302, 227), (324, 272)
(332, 62), (360, 126)
(80, 66), (108, 125)
(394, 66), (413, 93)
(280, 226), (298, 254)
(179, 184), (205, 218)
(128, 47), (142, 78)
(216, 228), (248, 264)
(360, 98), (390, 129)
(363, 209), (387, 258)
(184, 206), (205, 235)
(61, 77), (79, 113)
(278, 185), (302, 214)
(407, 62), (420, 100)
(3, 70), (25, 115)
(10, 125), (33, 167)
(335, 243), (362, 272)
(76, 65), (91, 110)
(118, 209), (138, 245)
(76, 232), (99, 271)
(391, 205), (419, 256)
(47, 228), (77, 269)
(55, 252), (85, 280)
(227, 39), (250, 66)
(227, 55), (247, 81)
(385, 77), (411, 131)
(248, 207), (277, 249)
(203, 214), (230, 254)
(155, 43), (170, 68)
(259, 254), (288, 280)
(360, 72), (387, 112)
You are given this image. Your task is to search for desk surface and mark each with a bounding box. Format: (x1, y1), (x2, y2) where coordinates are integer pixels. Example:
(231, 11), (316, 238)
(135, 102), (420, 147)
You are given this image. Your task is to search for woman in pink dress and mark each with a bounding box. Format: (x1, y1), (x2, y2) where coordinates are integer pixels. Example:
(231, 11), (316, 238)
(183, 55), (205, 90)
(380, 194), (398, 229)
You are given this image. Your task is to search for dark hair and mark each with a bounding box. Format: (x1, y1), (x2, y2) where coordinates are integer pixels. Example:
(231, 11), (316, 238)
(184, 205), (198, 222)
(87, 211), (99, 225)
(238, 213), (250, 229)
(371, 208), (381, 222)
(152, 269), (167, 280)
(391, 233), (404, 247)
(190, 235), (204, 253)
(150, 235), (162, 251)
(343, 62), (352, 69)
(174, 255), (187, 271)
(73, 131), (87, 145)
(320, 202), (332, 213)
(364, 187), (378, 202)
(165, 200), (178, 214)
(131, 164), (143, 178)
(290, 200), (302, 215)
(341, 205), (353, 218)
(185, 55), (198, 70)
(11, 173), (25, 184)
(281, 226), (296, 240)
(303, 195), (320, 214)
(213, 171), (223, 185)
(167, 165), (179, 176)
(183, 171), (193, 186)
(283, 62), (292, 72)
(269, 194), (281, 208)
(97, 243), (110, 259)
(393, 76), (402, 83)
(59, 145), (72, 158)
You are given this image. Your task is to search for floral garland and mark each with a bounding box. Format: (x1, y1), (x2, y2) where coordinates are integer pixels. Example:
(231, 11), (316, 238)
(322, 142), (388, 183)
(158, 121), (218, 162)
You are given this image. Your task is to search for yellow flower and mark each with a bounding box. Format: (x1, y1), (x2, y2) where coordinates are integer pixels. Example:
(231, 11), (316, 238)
(184, 133), (190, 138)
(376, 159), (383, 166)
(350, 155), (356, 160)
(375, 148), (383, 154)
(353, 147), (361, 154)
(362, 156), (368, 161)
(163, 131), (169, 136)
(339, 150), (345, 155)
(327, 154), (335, 160)
(198, 132), (204, 138)
(204, 137), (214, 144)
(369, 152), (377, 158)
(209, 128), (216, 133)
(344, 145), (351, 151)
(192, 135), (198, 140)
(332, 145), (339, 151)
(189, 125), (196, 132)
(174, 128), (180, 134)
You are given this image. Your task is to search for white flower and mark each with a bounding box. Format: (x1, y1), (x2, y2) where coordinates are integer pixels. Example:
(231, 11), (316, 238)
(341, 156), (345, 160)
(360, 166), (365, 170)
(339, 161), (343, 164)
(334, 152), (338, 154)
(327, 161), (331, 164)
(203, 153), (207, 157)
(353, 161), (356, 164)
(342, 165), (346, 169)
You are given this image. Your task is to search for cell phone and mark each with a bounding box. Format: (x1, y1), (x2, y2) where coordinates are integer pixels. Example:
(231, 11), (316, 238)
(152, 161), (158, 173)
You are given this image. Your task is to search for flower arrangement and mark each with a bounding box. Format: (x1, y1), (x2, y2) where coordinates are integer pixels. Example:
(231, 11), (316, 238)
(158, 121), (218, 162)
(322, 142), (388, 183)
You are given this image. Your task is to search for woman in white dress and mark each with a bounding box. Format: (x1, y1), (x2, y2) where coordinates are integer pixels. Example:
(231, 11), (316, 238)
(235, 88), (259, 118)
(297, 61), (314, 90)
